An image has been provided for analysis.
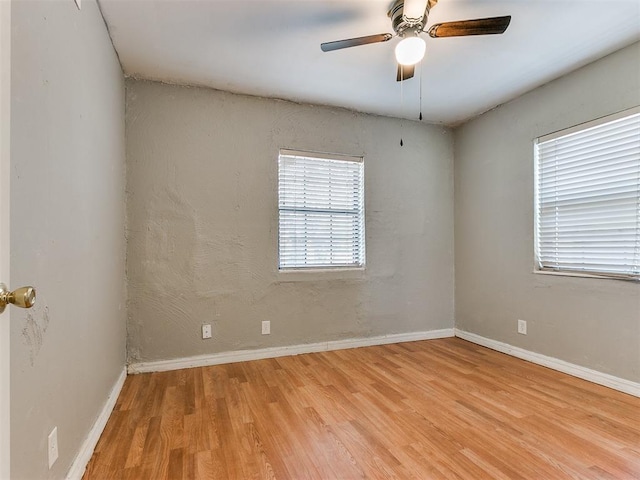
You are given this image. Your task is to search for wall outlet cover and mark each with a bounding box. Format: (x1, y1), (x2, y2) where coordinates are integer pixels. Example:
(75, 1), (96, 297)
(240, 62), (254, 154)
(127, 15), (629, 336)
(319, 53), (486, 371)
(202, 324), (212, 339)
(48, 427), (58, 469)
(262, 321), (270, 335)
(518, 319), (527, 335)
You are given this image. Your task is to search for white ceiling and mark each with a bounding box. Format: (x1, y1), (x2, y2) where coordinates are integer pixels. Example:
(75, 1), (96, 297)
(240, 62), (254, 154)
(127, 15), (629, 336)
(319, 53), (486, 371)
(99, 0), (640, 126)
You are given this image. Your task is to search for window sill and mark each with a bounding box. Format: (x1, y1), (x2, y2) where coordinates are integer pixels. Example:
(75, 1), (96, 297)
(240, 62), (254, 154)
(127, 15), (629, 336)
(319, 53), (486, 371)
(533, 269), (640, 283)
(277, 267), (366, 282)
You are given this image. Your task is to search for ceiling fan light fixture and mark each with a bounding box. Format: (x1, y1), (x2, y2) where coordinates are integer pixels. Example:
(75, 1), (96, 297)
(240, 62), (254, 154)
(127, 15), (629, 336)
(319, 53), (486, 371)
(395, 36), (426, 66)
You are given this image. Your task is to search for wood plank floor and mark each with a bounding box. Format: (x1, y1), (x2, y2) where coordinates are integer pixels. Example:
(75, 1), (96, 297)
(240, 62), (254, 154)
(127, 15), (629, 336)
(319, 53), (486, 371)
(83, 338), (640, 479)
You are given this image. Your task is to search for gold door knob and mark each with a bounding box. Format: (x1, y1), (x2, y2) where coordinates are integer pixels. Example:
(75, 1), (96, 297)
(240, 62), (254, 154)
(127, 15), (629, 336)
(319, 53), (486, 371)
(0, 283), (36, 313)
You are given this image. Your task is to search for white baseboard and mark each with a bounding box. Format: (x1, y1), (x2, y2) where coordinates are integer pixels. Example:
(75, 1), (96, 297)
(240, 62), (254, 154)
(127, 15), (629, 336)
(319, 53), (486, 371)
(65, 367), (127, 480)
(128, 328), (455, 374)
(455, 329), (640, 398)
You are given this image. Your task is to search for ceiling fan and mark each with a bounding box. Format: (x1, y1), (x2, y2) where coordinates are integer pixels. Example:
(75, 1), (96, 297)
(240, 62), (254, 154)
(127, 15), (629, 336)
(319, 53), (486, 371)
(321, 0), (511, 82)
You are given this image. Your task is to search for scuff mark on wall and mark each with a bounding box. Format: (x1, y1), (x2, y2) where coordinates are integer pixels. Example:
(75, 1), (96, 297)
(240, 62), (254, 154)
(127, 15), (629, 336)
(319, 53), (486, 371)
(21, 304), (50, 366)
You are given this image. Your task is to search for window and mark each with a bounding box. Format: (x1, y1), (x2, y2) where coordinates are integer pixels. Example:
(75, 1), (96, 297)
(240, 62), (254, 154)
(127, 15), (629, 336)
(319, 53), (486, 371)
(534, 107), (640, 280)
(278, 149), (365, 270)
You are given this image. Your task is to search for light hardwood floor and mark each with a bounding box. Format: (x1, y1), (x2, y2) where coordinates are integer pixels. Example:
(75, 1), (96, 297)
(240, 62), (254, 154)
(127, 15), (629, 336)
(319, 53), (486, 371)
(83, 338), (640, 479)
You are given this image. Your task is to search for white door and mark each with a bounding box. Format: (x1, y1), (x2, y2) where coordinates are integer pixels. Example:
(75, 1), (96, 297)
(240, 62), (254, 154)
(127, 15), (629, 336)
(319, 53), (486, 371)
(0, 1), (11, 478)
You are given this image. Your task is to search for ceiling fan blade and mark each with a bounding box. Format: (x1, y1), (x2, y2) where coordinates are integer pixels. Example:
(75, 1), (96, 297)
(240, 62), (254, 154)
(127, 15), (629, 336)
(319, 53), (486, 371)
(396, 63), (415, 82)
(427, 16), (511, 38)
(321, 33), (393, 52)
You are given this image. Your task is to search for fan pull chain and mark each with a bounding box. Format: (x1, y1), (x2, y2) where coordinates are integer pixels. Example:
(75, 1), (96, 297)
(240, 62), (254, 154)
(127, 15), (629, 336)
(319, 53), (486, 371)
(419, 61), (423, 121)
(400, 68), (404, 147)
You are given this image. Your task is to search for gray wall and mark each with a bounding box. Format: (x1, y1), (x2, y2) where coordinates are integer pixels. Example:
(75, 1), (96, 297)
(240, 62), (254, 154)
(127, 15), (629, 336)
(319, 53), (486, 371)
(126, 79), (454, 363)
(10, 1), (126, 478)
(454, 42), (640, 382)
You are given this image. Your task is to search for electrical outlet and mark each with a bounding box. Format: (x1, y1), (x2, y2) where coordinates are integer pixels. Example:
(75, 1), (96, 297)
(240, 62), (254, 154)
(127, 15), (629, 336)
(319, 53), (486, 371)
(202, 324), (212, 339)
(48, 427), (58, 469)
(262, 321), (270, 335)
(518, 319), (527, 335)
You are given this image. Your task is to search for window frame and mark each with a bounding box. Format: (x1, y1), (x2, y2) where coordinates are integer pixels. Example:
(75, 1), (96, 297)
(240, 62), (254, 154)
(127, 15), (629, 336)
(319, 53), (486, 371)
(533, 106), (640, 282)
(277, 148), (366, 272)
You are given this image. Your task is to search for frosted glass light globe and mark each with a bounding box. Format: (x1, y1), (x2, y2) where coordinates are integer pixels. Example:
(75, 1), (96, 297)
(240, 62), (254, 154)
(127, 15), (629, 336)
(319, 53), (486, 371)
(395, 37), (426, 66)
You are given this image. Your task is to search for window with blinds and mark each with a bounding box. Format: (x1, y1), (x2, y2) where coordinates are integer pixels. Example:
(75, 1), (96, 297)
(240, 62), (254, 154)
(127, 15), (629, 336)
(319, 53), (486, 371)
(278, 150), (365, 270)
(534, 107), (640, 280)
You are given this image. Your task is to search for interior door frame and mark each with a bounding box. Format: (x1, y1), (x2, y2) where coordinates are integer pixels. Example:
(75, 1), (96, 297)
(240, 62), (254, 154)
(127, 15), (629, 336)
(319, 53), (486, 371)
(0, 0), (11, 477)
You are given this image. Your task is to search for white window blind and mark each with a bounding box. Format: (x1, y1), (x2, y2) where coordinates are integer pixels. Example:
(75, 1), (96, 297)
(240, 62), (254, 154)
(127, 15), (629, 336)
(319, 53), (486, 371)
(278, 150), (365, 269)
(534, 107), (640, 280)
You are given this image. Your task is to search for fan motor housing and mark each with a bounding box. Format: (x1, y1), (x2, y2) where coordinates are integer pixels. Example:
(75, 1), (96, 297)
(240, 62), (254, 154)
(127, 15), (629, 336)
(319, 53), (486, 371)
(388, 0), (424, 37)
